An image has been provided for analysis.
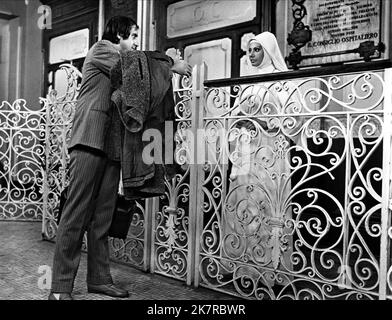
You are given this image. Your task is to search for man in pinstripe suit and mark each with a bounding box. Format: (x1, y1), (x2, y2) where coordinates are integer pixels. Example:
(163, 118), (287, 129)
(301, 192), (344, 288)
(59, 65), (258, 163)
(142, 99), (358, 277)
(48, 16), (192, 301)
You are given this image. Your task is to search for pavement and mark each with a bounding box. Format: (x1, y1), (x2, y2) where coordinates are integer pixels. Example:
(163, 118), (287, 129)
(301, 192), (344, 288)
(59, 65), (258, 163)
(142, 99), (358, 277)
(0, 221), (235, 301)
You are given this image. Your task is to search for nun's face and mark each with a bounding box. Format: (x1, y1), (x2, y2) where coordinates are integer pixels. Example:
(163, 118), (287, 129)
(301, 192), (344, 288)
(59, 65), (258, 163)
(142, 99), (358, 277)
(248, 41), (264, 67)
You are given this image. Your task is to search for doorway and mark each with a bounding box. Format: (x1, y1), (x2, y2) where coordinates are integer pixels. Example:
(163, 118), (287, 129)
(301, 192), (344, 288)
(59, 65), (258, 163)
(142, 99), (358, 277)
(154, 0), (275, 80)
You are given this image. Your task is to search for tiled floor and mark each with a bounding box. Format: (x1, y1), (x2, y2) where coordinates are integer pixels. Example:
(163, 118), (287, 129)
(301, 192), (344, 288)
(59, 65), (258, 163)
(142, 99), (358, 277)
(0, 221), (235, 300)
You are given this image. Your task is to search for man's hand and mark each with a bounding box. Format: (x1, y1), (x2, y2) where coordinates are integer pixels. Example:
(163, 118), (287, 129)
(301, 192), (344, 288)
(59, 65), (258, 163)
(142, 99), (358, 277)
(171, 59), (192, 77)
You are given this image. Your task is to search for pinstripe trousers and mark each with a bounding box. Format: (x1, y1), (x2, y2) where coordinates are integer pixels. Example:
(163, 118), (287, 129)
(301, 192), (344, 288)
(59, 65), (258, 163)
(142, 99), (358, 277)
(51, 147), (120, 293)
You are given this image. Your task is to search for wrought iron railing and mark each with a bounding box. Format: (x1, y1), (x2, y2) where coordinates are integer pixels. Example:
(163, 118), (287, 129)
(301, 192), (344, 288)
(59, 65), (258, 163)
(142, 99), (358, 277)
(193, 62), (392, 300)
(0, 99), (46, 221)
(1, 60), (391, 300)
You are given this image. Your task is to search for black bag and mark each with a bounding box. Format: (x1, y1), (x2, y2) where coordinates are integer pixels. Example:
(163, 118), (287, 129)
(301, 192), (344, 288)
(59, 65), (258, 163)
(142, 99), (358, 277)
(108, 194), (136, 240)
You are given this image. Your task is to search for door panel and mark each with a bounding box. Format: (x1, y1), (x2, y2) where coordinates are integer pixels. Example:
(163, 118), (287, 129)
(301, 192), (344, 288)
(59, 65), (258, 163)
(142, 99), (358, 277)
(184, 38), (232, 80)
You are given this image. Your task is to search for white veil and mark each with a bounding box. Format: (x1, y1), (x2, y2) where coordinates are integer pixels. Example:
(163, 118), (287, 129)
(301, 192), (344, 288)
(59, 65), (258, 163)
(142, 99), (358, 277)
(247, 31), (288, 73)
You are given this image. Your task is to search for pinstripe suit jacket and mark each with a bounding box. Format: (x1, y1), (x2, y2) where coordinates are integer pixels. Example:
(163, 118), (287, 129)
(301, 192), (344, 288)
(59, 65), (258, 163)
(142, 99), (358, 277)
(68, 40), (120, 152)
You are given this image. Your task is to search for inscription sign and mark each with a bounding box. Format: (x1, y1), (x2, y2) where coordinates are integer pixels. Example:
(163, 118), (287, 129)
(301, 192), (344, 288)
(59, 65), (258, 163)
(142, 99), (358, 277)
(287, 0), (383, 66)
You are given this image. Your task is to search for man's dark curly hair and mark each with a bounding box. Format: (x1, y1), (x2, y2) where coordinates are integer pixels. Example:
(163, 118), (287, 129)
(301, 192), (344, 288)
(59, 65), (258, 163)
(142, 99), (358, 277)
(102, 16), (138, 44)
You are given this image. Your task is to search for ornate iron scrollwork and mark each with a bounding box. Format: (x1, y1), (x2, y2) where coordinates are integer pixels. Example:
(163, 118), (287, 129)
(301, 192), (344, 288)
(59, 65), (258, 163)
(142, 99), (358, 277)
(200, 69), (390, 300)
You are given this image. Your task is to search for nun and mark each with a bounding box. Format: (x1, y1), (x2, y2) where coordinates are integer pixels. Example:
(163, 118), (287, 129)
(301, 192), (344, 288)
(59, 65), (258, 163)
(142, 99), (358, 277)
(222, 32), (300, 284)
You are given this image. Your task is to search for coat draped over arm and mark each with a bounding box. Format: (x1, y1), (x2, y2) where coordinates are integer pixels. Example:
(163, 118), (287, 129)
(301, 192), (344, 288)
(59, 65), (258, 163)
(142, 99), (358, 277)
(105, 50), (176, 200)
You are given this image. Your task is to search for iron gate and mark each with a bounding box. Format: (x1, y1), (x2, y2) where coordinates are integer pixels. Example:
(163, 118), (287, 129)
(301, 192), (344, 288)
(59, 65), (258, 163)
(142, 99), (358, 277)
(146, 65), (392, 300)
(2, 63), (390, 300)
(0, 99), (46, 221)
(193, 66), (392, 300)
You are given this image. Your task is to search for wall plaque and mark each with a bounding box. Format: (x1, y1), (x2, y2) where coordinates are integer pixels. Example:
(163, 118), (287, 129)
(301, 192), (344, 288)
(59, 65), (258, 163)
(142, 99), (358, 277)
(286, 0), (385, 68)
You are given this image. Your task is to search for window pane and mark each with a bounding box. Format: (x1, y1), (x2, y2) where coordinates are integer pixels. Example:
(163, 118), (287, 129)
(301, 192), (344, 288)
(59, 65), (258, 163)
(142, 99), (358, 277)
(49, 29), (89, 64)
(54, 69), (68, 97)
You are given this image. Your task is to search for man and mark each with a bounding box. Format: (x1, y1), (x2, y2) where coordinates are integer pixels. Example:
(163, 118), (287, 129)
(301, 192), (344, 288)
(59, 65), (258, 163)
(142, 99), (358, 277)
(49, 16), (192, 300)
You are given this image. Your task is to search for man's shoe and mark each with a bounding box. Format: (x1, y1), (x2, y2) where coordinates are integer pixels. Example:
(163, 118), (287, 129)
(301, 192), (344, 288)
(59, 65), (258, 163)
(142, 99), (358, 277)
(48, 292), (73, 300)
(87, 283), (129, 298)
